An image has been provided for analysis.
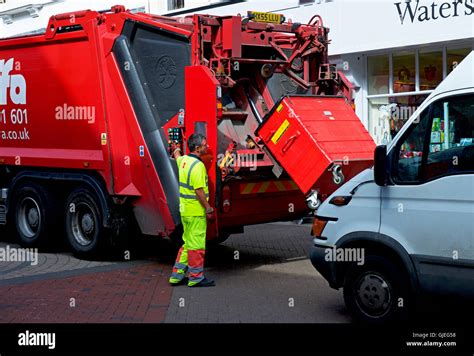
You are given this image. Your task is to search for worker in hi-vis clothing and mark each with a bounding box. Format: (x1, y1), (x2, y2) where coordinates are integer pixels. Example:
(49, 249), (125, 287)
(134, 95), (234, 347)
(169, 133), (216, 287)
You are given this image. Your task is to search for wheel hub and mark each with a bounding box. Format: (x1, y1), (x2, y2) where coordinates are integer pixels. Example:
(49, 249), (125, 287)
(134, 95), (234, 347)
(27, 207), (39, 227)
(18, 197), (41, 239)
(81, 213), (94, 234)
(70, 200), (97, 247)
(357, 273), (391, 314)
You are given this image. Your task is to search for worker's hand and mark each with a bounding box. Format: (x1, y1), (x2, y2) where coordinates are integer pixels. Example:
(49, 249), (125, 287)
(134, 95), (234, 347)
(206, 207), (216, 222)
(170, 142), (182, 158)
(171, 142), (182, 151)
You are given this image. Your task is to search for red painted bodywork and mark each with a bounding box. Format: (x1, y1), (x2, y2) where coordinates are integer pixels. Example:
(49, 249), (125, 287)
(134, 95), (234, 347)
(0, 7), (375, 241)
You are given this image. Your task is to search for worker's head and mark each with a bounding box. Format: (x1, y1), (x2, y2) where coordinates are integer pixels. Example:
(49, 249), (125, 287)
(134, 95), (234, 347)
(188, 133), (208, 156)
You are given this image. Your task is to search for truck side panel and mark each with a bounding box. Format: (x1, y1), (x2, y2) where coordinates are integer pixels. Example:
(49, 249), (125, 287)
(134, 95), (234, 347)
(0, 35), (108, 172)
(0, 17), (181, 238)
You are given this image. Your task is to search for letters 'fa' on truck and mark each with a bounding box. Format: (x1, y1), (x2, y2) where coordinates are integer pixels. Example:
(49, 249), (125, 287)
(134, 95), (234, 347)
(0, 6), (375, 257)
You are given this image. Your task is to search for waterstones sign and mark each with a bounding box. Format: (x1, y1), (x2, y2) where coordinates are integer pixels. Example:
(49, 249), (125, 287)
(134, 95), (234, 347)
(395, 0), (474, 24)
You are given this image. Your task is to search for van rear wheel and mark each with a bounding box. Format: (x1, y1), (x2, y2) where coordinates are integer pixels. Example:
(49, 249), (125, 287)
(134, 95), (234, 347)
(65, 188), (108, 258)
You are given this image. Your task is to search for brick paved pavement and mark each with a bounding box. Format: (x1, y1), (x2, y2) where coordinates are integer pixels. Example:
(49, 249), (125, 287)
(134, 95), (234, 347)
(0, 223), (471, 326)
(0, 260), (173, 323)
(0, 227), (176, 323)
(0, 222), (351, 324)
(0, 242), (115, 282)
(166, 223), (351, 323)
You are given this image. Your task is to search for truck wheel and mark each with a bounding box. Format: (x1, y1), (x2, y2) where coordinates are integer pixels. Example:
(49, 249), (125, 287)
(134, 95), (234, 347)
(343, 255), (412, 325)
(65, 188), (108, 258)
(13, 182), (58, 248)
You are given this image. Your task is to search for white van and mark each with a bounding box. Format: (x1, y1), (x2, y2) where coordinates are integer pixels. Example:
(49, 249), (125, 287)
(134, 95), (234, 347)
(310, 51), (474, 324)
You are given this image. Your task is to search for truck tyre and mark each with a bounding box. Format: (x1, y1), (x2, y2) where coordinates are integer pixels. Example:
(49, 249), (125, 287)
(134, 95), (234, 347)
(13, 182), (58, 248)
(65, 188), (108, 258)
(343, 255), (412, 325)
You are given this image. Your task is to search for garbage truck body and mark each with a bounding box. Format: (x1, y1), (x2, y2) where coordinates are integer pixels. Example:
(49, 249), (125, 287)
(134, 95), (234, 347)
(0, 6), (375, 256)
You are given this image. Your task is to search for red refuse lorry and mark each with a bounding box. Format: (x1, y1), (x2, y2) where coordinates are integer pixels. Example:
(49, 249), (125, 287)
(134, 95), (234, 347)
(0, 6), (375, 258)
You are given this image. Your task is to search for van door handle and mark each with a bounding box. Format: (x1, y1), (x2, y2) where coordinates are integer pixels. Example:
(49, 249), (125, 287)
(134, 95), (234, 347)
(281, 132), (300, 154)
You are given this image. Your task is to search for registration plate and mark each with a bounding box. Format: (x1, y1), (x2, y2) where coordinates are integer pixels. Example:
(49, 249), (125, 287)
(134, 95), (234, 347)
(248, 11), (285, 24)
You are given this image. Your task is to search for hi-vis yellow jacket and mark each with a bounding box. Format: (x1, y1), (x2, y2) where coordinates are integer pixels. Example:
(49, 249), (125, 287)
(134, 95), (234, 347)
(177, 154), (209, 217)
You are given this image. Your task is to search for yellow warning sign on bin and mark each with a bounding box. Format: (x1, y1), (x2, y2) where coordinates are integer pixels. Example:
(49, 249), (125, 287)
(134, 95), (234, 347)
(271, 119), (290, 144)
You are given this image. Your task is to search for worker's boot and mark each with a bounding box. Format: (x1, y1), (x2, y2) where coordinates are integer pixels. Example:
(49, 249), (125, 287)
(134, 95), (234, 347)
(169, 277), (188, 286)
(188, 277), (216, 287)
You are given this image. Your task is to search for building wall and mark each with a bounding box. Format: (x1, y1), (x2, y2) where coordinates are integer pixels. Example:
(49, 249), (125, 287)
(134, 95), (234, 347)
(152, 0), (225, 13)
(331, 53), (367, 126)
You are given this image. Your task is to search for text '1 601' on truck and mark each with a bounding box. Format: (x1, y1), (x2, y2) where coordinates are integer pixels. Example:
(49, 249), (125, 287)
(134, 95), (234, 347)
(0, 6), (375, 258)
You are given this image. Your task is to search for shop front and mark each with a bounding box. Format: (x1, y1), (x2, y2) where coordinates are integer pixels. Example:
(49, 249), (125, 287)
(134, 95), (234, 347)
(366, 46), (472, 144)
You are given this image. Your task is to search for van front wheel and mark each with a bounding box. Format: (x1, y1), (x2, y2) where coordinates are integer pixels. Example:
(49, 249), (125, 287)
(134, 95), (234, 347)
(343, 255), (411, 324)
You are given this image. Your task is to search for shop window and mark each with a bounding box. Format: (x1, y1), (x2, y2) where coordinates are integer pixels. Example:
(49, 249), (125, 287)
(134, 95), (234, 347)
(367, 55), (389, 95)
(369, 94), (428, 145)
(447, 48), (472, 74)
(393, 52), (415, 93)
(367, 46), (472, 145)
(368, 97), (389, 144)
(419, 51), (443, 91)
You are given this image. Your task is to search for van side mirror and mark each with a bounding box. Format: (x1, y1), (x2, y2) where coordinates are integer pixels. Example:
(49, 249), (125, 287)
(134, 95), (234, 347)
(374, 145), (387, 186)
